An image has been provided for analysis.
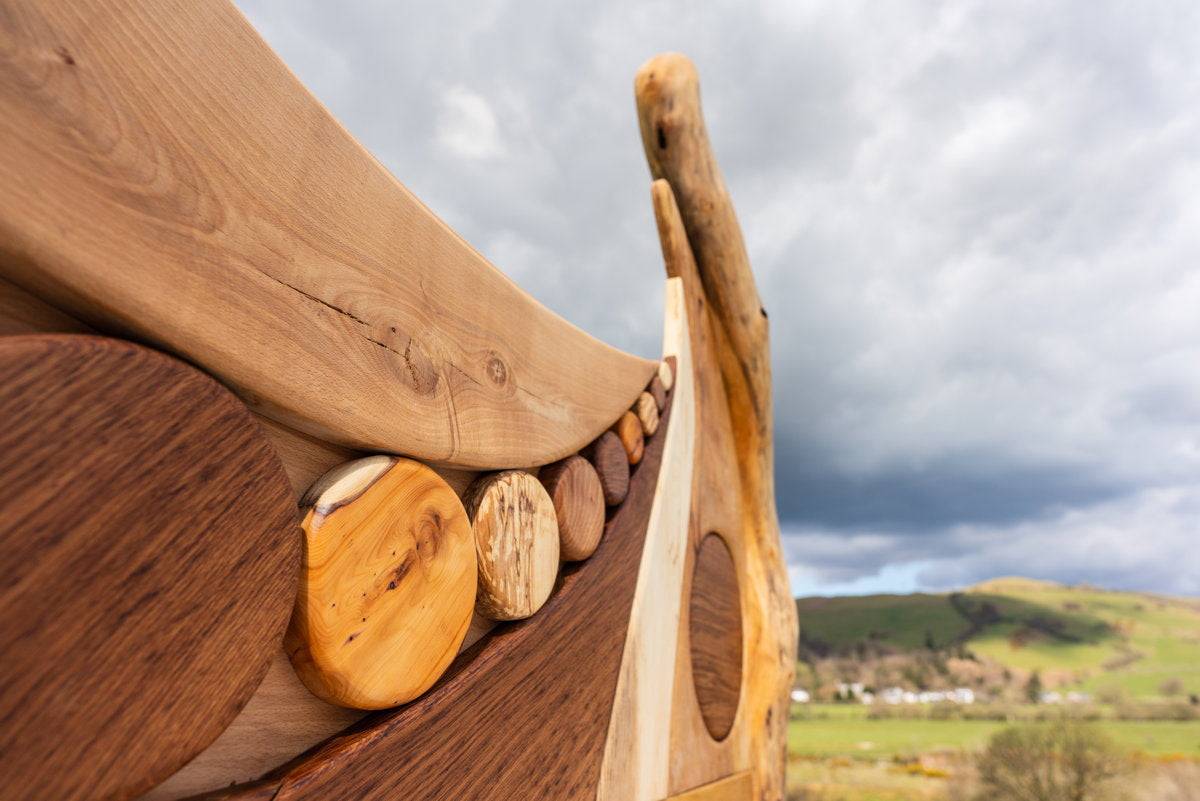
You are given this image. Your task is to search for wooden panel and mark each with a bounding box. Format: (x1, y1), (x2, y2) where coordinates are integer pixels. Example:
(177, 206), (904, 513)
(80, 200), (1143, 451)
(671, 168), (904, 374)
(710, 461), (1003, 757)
(597, 279), (697, 801)
(688, 533), (743, 741)
(665, 771), (754, 801)
(0, 0), (655, 469)
(205, 388), (675, 800)
(0, 334), (299, 801)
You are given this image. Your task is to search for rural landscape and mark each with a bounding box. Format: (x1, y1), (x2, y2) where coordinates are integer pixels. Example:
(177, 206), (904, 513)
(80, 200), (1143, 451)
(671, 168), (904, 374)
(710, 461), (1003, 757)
(787, 578), (1200, 800)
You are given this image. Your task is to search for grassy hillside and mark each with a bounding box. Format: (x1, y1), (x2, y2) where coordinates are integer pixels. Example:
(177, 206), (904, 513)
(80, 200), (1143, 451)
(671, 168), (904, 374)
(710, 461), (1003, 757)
(796, 578), (1200, 700)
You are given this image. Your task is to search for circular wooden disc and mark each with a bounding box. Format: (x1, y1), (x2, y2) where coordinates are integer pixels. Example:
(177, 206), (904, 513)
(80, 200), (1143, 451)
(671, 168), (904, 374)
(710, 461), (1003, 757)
(658, 359), (675, 391)
(634, 391), (660, 437)
(648, 374), (667, 411)
(0, 335), (299, 801)
(286, 456), (476, 709)
(583, 431), (630, 506)
(612, 410), (645, 465)
(688, 533), (743, 741)
(465, 471), (560, 621)
(539, 455), (605, 561)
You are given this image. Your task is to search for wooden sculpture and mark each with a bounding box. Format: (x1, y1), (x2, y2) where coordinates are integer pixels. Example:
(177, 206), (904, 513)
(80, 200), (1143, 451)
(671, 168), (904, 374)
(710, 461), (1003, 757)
(0, 2), (798, 800)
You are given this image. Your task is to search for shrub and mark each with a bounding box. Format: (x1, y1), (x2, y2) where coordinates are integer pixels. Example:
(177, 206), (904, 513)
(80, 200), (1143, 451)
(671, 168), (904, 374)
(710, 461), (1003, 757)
(974, 721), (1127, 801)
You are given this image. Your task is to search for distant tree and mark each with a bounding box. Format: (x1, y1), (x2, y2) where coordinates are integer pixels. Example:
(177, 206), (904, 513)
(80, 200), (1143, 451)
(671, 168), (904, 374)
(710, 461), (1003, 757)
(974, 721), (1125, 801)
(1026, 670), (1043, 704)
(925, 628), (937, 650)
(1159, 677), (1185, 697)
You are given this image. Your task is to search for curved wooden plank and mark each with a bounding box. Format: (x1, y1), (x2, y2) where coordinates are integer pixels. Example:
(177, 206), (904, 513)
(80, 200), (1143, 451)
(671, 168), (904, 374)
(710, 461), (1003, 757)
(0, 335), (299, 801)
(0, 0), (655, 468)
(205, 380), (675, 801)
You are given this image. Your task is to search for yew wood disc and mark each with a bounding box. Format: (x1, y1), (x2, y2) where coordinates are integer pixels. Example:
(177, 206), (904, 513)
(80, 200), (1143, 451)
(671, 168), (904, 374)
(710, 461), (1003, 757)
(539, 455), (606, 561)
(612, 410), (645, 465)
(286, 457), (476, 710)
(634, 391), (661, 437)
(688, 533), (743, 741)
(464, 471), (560, 621)
(648, 374), (667, 411)
(0, 335), (299, 801)
(582, 431), (631, 506)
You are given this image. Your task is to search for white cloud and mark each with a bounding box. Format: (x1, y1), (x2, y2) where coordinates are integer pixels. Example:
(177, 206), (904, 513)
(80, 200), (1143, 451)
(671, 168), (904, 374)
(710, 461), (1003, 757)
(436, 85), (505, 160)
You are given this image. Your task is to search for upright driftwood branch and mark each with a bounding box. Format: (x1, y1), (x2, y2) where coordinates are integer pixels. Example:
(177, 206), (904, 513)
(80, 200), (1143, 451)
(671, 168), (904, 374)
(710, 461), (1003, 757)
(638, 54), (798, 801)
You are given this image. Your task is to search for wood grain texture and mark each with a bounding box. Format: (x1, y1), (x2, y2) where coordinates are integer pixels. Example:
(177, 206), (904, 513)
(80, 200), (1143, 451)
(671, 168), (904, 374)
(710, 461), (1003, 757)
(0, 334), (299, 801)
(582, 431), (630, 506)
(597, 278), (696, 801)
(464, 471), (560, 621)
(612, 409), (646, 465)
(659, 359), (676, 392)
(649, 374), (668, 411)
(689, 533), (743, 741)
(203, 390), (675, 801)
(635, 390), (661, 436)
(639, 54), (798, 799)
(0, 0), (655, 469)
(287, 457), (476, 709)
(667, 772), (754, 801)
(539, 455), (606, 561)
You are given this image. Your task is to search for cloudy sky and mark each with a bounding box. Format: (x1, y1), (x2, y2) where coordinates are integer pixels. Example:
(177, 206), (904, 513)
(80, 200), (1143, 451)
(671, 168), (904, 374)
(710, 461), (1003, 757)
(235, 1), (1200, 597)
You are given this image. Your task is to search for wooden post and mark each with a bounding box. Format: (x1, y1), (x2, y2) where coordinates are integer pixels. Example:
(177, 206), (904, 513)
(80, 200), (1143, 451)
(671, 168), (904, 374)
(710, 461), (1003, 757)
(636, 53), (798, 801)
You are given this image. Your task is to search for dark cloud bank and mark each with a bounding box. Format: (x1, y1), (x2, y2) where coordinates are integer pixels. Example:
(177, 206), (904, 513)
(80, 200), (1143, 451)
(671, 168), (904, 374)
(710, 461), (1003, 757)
(236, 1), (1200, 596)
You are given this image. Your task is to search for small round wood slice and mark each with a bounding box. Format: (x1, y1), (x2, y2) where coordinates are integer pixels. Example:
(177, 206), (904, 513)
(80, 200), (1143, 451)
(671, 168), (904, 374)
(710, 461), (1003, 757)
(286, 456), (476, 710)
(658, 359), (675, 391)
(688, 533), (743, 741)
(465, 471), (560, 621)
(539, 455), (605, 561)
(634, 391), (660, 437)
(0, 335), (300, 801)
(647, 374), (667, 411)
(582, 431), (630, 506)
(611, 410), (645, 465)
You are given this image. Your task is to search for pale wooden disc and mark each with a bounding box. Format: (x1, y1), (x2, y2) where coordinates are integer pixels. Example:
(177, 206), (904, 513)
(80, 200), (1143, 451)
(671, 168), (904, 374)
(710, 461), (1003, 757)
(465, 471), (561, 621)
(286, 457), (476, 710)
(634, 391), (660, 437)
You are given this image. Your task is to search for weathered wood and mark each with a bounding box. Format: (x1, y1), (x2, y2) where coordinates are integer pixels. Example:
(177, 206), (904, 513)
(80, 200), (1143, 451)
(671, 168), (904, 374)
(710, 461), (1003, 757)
(597, 278), (696, 801)
(639, 54), (798, 799)
(666, 772), (754, 801)
(0, 335), (299, 801)
(634, 390), (661, 436)
(464, 471), (560, 621)
(0, 0), (655, 469)
(582, 431), (630, 506)
(206, 392), (675, 801)
(689, 533), (743, 741)
(286, 457), (476, 709)
(539, 455), (606, 561)
(648, 374), (668, 411)
(612, 410), (646, 465)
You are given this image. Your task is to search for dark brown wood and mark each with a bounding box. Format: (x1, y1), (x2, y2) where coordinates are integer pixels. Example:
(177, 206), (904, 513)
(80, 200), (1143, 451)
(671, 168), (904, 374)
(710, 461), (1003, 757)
(688, 533), (743, 741)
(648, 374), (667, 411)
(0, 335), (300, 801)
(581, 431), (630, 506)
(539, 455), (606, 561)
(212, 391), (674, 801)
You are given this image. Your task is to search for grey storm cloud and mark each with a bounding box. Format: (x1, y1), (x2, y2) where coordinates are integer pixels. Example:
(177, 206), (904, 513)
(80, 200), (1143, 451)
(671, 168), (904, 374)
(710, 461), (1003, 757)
(235, 0), (1200, 596)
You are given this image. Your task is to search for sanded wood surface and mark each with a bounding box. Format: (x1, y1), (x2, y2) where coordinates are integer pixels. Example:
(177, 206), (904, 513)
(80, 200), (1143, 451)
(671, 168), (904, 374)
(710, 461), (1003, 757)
(204, 391), (675, 801)
(658, 359), (676, 392)
(582, 431), (630, 506)
(465, 471), (560, 620)
(612, 410), (646, 465)
(0, 0), (655, 469)
(0, 335), (299, 801)
(639, 55), (798, 799)
(287, 457), (476, 709)
(635, 390), (661, 436)
(667, 772), (754, 801)
(539, 455), (606, 561)
(597, 278), (696, 801)
(689, 533), (743, 741)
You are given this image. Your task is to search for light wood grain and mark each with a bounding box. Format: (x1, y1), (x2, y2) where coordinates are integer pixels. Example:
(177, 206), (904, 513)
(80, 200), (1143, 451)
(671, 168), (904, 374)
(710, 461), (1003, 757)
(539, 455), (606, 561)
(635, 391), (661, 437)
(666, 772), (754, 801)
(639, 54), (798, 800)
(649, 374), (667, 411)
(0, 0), (655, 469)
(286, 457), (476, 709)
(597, 277), (696, 801)
(658, 359), (676, 392)
(612, 410), (646, 465)
(0, 335), (298, 801)
(464, 471), (560, 620)
(582, 431), (631, 506)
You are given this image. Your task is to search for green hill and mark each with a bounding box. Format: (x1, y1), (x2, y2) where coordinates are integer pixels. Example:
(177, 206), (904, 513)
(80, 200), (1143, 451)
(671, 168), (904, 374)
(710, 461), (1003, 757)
(796, 578), (1200, 700)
